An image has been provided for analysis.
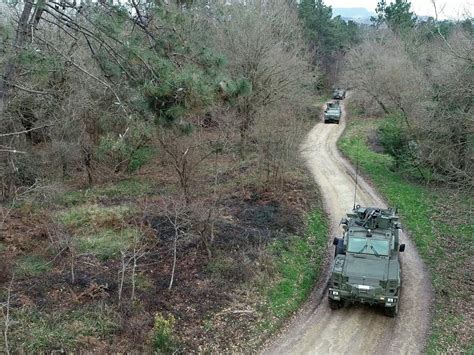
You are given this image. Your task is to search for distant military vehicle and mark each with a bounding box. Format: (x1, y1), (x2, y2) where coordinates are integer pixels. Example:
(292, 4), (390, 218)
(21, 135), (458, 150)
(328, 206), (405, 317)
(332, 88), (346, 100)
(324, 103), (341, 124)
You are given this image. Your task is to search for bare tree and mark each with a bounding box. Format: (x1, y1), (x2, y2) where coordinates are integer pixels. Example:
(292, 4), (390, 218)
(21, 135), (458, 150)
(157, 128), (224, 204)
(205, 0), (316, 156)
(1, 2), (52, 199)
(118, 238), (149, 303)
(156, 198), (190, 290)
(117, 222), (151, 303)
(344, 25), (473, 186)
(1, 274), (14, 355)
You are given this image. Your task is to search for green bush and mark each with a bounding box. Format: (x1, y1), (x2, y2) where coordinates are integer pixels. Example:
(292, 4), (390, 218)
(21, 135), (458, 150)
(150, 313), (176, 354)
(128, 147), (155, 172)
(95, 119), (153, 172)
(9, 154), (41, 187)
(377, 114), (414, 169)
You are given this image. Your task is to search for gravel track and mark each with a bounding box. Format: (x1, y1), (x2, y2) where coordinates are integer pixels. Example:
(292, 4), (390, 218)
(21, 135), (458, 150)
(262, 101), (432, 354)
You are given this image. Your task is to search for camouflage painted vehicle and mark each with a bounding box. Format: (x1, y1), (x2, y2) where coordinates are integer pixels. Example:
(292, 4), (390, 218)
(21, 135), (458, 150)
(332, 88), (346, 100)
(326, 101), (340, 110)
(324, 104), (341, 124)
(328, 206), (405, 317)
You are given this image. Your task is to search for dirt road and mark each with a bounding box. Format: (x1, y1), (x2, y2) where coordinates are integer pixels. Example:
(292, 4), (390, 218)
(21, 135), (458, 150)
(263, 102), (432, 354)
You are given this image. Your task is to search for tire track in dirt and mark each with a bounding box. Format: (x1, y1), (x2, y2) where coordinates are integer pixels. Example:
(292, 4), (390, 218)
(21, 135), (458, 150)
(262, 100), (432, 354)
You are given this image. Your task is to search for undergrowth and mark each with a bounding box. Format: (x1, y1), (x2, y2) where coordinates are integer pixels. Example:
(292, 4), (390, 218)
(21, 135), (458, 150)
(58, 179), (152, 207)
(77, 228), (139, 261)
(0, 304), (120, 353)
(57, 204), (132, 230)
(15, 255), (52, 277)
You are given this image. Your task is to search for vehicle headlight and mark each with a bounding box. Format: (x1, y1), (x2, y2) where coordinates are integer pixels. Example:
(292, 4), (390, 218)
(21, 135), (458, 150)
(333, 291), (339, 296)
(387, 298), (394, 303)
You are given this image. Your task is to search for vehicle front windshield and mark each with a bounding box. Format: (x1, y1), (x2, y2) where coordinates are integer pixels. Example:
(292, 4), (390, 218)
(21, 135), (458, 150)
(347, 237), (390, 256)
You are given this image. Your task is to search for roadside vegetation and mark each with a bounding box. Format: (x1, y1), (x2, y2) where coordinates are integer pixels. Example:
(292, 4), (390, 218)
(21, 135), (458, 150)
(339, 112), (473, 353)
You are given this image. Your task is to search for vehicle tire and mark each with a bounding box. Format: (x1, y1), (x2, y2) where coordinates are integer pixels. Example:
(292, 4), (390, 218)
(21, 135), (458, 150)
(329, 297), (343, 310)
(384, 301), (399, 317)
(335, 238), (345, 257)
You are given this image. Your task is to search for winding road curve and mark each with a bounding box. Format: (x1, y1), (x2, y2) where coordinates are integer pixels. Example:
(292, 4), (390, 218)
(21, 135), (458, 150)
(263, 101), (432, 354)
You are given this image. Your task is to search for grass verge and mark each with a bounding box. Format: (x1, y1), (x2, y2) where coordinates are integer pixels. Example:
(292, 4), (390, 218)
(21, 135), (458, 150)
(339, 115), (473, 353)
(266, 209), (328, 325)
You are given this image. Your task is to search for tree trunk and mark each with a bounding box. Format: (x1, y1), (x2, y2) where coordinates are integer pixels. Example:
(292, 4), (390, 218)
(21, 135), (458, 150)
(239, 111), (252, 158)
(0, 1), (36, 201)
(169, 226), (178, 290)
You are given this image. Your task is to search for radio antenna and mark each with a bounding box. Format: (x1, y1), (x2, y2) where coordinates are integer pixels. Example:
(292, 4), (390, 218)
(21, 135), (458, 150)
(353, 146), (360, 210)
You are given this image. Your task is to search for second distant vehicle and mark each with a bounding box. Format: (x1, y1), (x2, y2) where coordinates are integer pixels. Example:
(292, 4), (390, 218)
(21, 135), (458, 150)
(324, 101), (342, 124)
(332, 88), (346, 100)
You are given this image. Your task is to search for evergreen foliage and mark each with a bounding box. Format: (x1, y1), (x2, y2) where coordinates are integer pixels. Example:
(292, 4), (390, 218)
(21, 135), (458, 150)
(298, 0), (362, 54)
(378, 114), (414, 169)
(297, 0), (361, 87)
(372, 0), (417, 33)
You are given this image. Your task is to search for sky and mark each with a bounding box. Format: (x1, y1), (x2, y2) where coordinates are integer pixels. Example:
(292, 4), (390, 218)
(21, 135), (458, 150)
(325, 0), (473, 19)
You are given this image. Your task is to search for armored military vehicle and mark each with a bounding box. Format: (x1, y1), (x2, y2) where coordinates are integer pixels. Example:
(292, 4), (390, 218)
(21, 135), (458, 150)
(332, 88), (346, 100)
(324, 104), (342, 124)
(325, 101), (340, 110)
(328, 206), (405, 317)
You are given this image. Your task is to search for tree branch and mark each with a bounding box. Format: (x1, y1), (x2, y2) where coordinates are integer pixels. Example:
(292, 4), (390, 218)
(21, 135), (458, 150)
(7, 82), (53, 95)
(0, 124), (53, 138)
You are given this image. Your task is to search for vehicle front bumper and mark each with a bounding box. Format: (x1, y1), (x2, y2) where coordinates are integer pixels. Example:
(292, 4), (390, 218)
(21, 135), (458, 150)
(324, 117), (340, 122)
(329, 287), (398, 307)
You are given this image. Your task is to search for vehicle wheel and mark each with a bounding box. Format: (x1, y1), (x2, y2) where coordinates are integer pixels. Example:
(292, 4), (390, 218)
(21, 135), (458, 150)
(329, 297), (343, 310)
(335, 238), (345, 257)
(384, 301), (399, 317)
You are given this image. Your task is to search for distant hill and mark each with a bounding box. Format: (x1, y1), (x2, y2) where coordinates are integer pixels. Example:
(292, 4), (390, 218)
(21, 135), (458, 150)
(332, 7), (375, 24)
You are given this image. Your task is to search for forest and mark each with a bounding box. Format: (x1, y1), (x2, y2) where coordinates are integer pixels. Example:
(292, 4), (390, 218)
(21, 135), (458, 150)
(0, 0), (472, 352)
